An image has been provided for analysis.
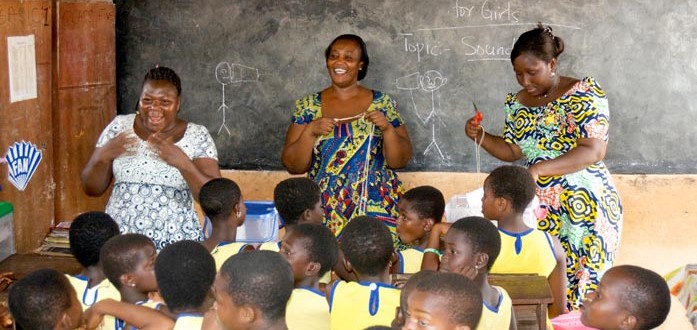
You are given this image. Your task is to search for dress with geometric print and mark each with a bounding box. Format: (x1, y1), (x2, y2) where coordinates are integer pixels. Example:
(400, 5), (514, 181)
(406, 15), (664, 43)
(96, 114), (218, 250)
(502, 77), (623, 309)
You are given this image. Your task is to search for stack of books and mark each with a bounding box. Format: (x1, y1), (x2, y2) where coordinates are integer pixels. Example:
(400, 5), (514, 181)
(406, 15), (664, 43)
(34, 221), (72, 257)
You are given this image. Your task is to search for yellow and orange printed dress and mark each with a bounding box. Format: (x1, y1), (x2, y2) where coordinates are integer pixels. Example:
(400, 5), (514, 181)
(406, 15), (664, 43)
(502, 77), (623, 309)
(292, 91), (405, 247)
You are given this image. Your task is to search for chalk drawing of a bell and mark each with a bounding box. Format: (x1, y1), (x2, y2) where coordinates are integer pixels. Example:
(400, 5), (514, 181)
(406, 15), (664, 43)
(396, 72), (421, 90)
(230, 64), (260, 84)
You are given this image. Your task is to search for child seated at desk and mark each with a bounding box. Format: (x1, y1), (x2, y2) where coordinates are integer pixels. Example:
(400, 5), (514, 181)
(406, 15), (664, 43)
(208, 250), (294, 330)
(279, 223), (337, 330)
(580, 265), (670, 330)
(403, 272), (483, 330)
(423, 217), (517, 330)
(329, 216), (400, 329)
(100, 233), (162, 328)
(484, 165), (567, 319)
(260, 177), (325, 252)
(9, 268), (84, 330)
(393, 185), (445, 274)
(156, 240), (216, 329)
(199, 178), (254, 269)
(66, 211), (122, 329)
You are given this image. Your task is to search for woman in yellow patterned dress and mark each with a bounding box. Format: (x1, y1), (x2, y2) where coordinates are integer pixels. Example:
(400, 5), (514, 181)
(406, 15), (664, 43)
(282, 34), (413, 246)
(464, 25), (623, 309)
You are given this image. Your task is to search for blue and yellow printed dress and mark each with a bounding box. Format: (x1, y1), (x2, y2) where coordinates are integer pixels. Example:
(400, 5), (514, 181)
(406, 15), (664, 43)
(292, 91), (405, 246)
(502, 77), (623, 309)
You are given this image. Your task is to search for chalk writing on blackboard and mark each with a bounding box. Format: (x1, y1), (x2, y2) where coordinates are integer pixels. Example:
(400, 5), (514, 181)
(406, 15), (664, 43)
(396, 70), (448, 160)
(214, 62), (261, 136)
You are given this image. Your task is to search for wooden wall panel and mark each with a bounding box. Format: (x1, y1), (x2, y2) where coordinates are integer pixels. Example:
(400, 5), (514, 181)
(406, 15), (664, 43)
(53, 1), (115, 222)
(0, 1), (53, 253)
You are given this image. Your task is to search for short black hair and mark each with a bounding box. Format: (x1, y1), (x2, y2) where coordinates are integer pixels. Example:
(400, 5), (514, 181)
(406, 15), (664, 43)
(486, 165), (536, 213)
(100, 233), (155, 289)
(288, 223), (338, 277)
(450, 217), (501, 270)
(155, 240), (216, 312)
(402, 186), (445, 222)
(273, 178), (321, 226)
(325, 34), (370, 81)
(219, 250), (293, 322)
(339, 216), (393, 276)
(200, 178), (241, 223)
(611, 265), (671, 330)
(414, 272), (483, 328)
(401, 270), (437, 313)
(143, 66), (181, 96)
(511, 23), (565, 63)
(69, 211), (121, 268)
(8, 269), (74, 330)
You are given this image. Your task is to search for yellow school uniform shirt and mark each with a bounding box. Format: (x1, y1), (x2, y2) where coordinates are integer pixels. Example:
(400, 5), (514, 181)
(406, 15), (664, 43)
(66, 274), (121, 330)
(490, 228), (557, 277)
(477, 286), (512, 330)
(173, 314), (203, 330)
(211, 241), (251, 270)
(259, 241), (331, 284)
(396, 247), (425, 274)
(287, 287), (330, 330)
(329, 281), (400, 330)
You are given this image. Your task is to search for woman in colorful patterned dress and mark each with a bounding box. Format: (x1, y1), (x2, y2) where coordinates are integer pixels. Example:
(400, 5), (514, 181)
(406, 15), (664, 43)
(464, 25), (623, 309)
(82, 66), (221, 249)
(282, 34), (413, 246)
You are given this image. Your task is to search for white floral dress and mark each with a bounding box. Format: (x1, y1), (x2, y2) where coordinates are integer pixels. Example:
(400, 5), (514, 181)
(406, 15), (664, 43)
(96, 114), (218, 249)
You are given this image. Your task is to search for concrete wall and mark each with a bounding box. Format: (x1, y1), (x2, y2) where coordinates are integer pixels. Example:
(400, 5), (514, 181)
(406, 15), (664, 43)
(218, 170), (697, 276)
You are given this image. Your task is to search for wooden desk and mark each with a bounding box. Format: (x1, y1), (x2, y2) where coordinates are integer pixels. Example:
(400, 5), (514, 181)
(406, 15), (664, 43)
(0, 253), (82, 279)
(490, 274), (553, 330)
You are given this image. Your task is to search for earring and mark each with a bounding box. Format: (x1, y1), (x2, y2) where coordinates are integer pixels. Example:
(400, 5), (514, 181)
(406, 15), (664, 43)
(551, 72), (556, 76)
(136, 110), (140, 115)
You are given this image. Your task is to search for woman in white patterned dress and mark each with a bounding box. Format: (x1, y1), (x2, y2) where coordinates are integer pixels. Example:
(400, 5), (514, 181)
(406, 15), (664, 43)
(82, 66), (221, 249)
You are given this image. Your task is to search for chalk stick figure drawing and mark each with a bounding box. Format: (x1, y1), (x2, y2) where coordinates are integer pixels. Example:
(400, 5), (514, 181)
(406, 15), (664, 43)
(214, 62), (261, 136)
(396, 70), (448, 159)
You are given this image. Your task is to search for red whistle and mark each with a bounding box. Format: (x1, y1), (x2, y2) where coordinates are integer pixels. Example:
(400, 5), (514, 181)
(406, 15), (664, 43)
(472, 102), (483, 126)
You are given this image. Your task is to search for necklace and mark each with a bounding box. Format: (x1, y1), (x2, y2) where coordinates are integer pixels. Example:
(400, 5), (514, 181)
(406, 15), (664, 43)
(537, 75), (560, 100)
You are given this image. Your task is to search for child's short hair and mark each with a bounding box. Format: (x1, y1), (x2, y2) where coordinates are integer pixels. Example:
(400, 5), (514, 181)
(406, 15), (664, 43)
(69, 211), (120, 268)
(8, 269), (74, 330)
(450, 217), (501, 270)
(339, 216), (394, 276)
(288, 223), (338, 277)
(100, 233), (155, 289)
(486, 165), (536, 213)
(273, 177), (321, 225)
(402, 186), (445, 222)
(414, 272), (483, 328)
(612, 265), (671, 330)
(401, 270), (437, 312)
(219, 250), (293, 322)
(155, 240), (216, 312)
(199, 178), (241, 222)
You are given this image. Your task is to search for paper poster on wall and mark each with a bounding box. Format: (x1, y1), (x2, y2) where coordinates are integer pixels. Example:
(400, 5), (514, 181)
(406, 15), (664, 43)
(7, 35), (38, 103)
(5, 141), (42, 191)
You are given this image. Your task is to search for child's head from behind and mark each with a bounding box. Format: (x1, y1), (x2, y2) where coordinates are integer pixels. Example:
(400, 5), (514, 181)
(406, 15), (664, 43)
(100, 233), (158, 292)
(273, 177), (323, 227)
(580, 265), (670, 330)
(397, 186), (444, 245)
(200, 178), (245, 225)
(8, 268), (83, 330)
(404, 272), (483, 330)
(69, 211), (120, 268)
(439, 217), (500, 279)
(155, 240), (216, 313)
(280, 223), (338, 285)
(214, 250), (294, 329)
(482, 165), (536, 220)
(339, 215), (394, 277)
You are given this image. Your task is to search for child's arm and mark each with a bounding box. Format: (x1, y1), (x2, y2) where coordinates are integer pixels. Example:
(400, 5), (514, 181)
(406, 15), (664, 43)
(85, 299), (174, 330)
(420, 222), (451, 271)
(547, 235), (568, 317)
(509, 305), (518, 330)
(333, 249), (357, 281)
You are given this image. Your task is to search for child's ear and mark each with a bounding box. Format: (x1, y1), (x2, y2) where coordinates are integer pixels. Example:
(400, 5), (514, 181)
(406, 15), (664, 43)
(619, 314), (638, 330)
(57, 311), (75, 330)
(240, 305), (257, 324)
(423, 218), (435, 232)
(231, 203), (245, 227)
(298, 209), (313, 224)
(454, 325), (471, 330)
(475, 252), (489, 272)
(343, 258), (354, 274)
(305, 262), (321, 277)
(119, 273), (136, 289)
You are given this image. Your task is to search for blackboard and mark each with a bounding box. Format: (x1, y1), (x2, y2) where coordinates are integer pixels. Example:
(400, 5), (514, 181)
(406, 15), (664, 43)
(114, 0), (697, 174)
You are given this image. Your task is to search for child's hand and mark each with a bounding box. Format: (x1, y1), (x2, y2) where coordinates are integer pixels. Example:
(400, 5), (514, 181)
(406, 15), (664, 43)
(83, 304), (105, 330)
